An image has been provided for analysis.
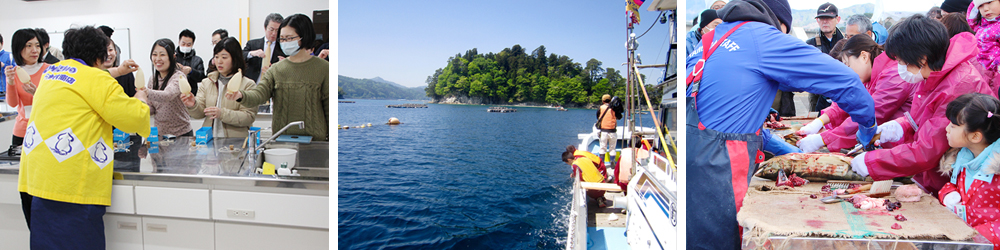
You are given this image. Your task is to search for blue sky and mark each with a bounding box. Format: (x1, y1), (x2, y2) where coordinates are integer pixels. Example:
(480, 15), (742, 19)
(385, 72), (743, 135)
(339, 0), (676, 88)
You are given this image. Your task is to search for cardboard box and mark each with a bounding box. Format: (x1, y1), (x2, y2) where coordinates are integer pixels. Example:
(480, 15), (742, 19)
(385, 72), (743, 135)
(195, 127), (213, 145)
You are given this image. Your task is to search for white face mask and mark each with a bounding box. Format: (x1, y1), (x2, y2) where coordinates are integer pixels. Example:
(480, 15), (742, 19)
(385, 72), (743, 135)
(897, 63), (924, 84)
(280, 41), (300, 57)
(179, 46), (193, 53)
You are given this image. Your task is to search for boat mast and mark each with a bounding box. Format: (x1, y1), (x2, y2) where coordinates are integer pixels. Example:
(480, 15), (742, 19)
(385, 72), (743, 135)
(626, 16), (637, 138)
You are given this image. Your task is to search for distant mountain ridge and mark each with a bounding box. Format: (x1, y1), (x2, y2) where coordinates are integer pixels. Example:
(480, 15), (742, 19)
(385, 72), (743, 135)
(686, 3), (915, 31)
(369, 77), (409, 89)
(338, 75), (430, 100)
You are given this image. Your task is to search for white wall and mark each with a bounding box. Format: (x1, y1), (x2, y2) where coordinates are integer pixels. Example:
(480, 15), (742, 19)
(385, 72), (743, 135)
(0, 0), (329, 79)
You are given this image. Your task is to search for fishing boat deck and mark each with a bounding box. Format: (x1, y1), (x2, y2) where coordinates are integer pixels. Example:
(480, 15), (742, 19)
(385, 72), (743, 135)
(587, 191), (628, 250)
(589, 191), (626, 227)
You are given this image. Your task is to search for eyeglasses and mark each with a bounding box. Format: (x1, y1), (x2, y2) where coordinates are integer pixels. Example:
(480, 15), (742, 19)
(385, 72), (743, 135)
(279, 36), (300, 43)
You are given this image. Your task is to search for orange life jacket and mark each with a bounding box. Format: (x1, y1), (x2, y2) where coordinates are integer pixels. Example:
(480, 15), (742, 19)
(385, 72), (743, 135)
(599, 104), (617, 130)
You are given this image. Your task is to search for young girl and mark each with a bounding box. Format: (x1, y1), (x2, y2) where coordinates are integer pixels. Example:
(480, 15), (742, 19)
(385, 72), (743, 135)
(939, 93), (1000, 247)
(968, 0), (1000, 74)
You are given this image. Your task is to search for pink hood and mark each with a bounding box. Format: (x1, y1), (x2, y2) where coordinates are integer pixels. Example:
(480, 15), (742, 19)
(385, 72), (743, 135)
(865, 32), (995, 197)
(923, 32), (984, 94)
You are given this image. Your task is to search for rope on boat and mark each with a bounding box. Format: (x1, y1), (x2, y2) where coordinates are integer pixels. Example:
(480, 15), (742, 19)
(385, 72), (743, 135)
(632, 64), (676, 170)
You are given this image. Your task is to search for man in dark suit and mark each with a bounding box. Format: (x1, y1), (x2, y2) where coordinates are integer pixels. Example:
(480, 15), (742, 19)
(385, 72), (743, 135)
(244, 13), (286, 82)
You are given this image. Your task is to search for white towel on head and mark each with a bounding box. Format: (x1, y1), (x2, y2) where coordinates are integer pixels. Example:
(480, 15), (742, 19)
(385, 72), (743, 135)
(971, 0), (995, 19)
(705, 0), (727, 8)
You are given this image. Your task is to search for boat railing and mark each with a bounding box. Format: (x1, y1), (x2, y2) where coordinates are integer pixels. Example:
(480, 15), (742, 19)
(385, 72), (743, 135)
(633, 151), (677, 198)
(566, 168), (587, 250)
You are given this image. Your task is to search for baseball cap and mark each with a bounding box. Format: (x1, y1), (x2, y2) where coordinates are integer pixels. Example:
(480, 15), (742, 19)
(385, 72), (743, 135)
(816, 2), (838, 18)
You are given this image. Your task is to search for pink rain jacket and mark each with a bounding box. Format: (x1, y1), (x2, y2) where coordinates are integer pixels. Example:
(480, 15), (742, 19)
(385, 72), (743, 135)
(863, 32), (996, 197)
(818, 53), (917, 152)
(969, 2), (1000, 72)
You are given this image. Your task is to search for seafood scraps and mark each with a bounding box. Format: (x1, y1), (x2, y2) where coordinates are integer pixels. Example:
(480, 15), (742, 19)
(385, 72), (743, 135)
(784, 133), (802, 145)
(894, 184), (924, 202)
(755, 153), (868, 181)
(846, 194), (903, 211)
(775, 170), (809, 188)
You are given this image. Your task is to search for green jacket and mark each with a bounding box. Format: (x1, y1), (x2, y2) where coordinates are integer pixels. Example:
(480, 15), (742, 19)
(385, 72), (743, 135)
(240, 56), (329, 141)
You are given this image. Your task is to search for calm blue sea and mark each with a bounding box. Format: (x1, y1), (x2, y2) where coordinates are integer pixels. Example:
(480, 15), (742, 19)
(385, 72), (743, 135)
(337, 99), (657, 250)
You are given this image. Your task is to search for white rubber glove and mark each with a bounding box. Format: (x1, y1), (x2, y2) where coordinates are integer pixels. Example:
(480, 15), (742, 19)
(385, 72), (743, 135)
(797, 134), (825, 153)
(799, 118), (824, 135)
(943, 191), (962, 212)
(850, 152), (869, 177)
(876, 120), (903, 144)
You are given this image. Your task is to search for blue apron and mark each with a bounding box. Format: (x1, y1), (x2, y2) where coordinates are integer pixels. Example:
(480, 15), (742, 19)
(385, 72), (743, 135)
(686, 21), (764, 249)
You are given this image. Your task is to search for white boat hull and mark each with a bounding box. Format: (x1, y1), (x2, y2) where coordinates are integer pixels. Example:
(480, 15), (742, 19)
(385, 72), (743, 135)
(568, 129), (677, 250)
(626, 152), (677, 250)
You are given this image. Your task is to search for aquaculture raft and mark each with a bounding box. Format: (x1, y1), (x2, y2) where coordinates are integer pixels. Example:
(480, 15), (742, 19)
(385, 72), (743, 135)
(487, 107), (516, 113)
(386, 104), (427, 108)
(339, 101), (355, 103)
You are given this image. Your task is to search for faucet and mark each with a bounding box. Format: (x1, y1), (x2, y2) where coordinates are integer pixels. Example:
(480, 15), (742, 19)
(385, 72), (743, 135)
(244, 121), (305, 175)
(255, 121), (305, 152)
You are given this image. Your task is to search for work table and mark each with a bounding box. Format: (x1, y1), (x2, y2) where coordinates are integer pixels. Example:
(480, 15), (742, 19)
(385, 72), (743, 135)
(737, 177), (990, 249)
(0, 136), (330, 250)
(0, 136), (328, 192)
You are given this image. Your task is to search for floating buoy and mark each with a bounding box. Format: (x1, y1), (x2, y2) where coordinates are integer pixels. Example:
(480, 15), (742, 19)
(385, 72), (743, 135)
(387, 117), (401, 125)
(367, 123), (372, 127)
(344, 126), (349, 130)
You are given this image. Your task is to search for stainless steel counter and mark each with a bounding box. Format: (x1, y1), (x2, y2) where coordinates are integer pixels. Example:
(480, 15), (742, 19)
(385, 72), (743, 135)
(0, 136), (329, 195)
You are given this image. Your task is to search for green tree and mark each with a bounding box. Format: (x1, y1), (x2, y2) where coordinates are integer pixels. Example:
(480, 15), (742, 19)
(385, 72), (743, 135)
(532, 45), (548, 76)
(590, 78), (611, 103)
(426, 45), (623, 106)
(531, 74), (550, 102)
(583, 58), (604, 93)
(425, 68), (443, 99)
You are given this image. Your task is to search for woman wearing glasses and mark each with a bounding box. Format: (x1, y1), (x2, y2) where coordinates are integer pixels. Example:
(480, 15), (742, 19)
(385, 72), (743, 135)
(226, 14), (328, 141)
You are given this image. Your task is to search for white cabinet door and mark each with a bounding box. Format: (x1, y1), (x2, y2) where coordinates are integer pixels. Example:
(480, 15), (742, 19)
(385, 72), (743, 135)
(142, 217), (214, 250)
(0, 176), (28, 249)
(134, 187), (210, 219)
(211, 190), (328, 229)
(0, 177), (20, 205)
(108, 185), (135, 214)
(215, 222), (327, 250)
(0, 203), (29, 250)
(105, 214), (143, 250)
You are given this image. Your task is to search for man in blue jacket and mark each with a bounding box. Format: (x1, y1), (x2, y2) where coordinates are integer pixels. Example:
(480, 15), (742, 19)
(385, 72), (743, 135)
(0, 34), (12, 95)
(685, 0), (877, 248)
